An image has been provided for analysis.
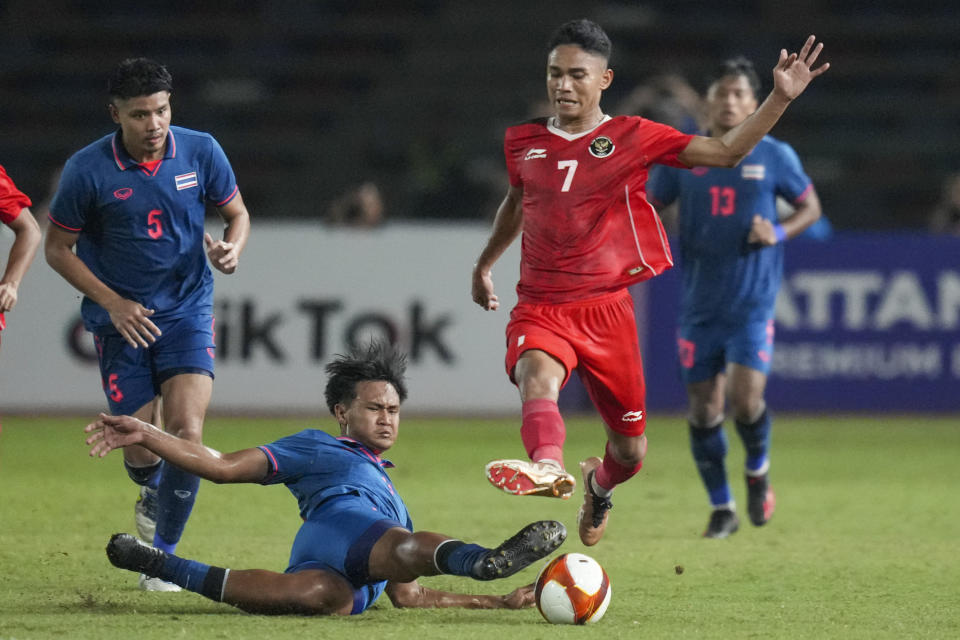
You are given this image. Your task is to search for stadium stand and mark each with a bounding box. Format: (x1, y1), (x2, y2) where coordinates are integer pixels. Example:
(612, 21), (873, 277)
(0, 0), (957, 228)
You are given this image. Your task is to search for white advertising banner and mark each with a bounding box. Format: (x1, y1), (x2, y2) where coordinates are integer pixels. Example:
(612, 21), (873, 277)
(0, 223), (522, 415)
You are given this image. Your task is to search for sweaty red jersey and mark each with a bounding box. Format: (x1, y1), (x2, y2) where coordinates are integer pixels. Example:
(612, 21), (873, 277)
(505, 116), (693, 303)
(0, 165), (32, 225)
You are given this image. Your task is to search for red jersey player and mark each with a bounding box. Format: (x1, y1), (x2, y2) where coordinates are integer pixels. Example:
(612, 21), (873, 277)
(0, 165), (41, 355)
(471, 19), (828, 545)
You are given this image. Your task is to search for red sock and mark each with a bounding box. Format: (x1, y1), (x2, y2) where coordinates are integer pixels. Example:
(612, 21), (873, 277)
(520, 398), (566, 465)
(594, 441), (643, 491)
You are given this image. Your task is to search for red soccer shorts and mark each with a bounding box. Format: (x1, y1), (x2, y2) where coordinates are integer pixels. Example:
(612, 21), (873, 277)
(505, 289), (647, 436)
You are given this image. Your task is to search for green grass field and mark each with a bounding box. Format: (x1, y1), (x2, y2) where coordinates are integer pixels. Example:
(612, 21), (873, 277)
(1, 414), (958, 639)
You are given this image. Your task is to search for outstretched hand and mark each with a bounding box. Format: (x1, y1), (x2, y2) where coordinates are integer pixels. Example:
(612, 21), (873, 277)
(501, 583), (536, 609)
(85, 413), (150, 458)
(772, 35), (830, 101)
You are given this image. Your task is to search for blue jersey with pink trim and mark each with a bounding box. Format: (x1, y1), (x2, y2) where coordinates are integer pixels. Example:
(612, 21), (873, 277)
(647, 134), (812, 324)
(49, 126), (239, 331)
(258, 429), (413, 529)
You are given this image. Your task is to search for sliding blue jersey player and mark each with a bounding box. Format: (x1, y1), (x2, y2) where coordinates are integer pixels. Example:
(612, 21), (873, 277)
(647, 57), (822, 538)
(46, 58), (251, 589)
(86, 341), (566, 616)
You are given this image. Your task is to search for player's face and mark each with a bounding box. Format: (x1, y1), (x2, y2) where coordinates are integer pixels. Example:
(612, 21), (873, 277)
(706, 75), (758, 134)
(336, 380), (401, 453)
(109, 91), (173, 162)
(546, 45), (612, 125)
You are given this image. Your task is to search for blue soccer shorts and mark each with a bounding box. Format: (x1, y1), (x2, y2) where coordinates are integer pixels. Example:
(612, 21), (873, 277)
(677, 316), (775, 384)
(286, 495), (406, 615)
(93, 313), (215, 415)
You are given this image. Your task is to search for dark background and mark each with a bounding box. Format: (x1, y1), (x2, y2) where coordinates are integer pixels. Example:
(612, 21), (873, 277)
(2, 0), (958, 230)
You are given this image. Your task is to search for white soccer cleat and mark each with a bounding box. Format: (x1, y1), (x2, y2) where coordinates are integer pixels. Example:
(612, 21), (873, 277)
(139, 574), (182, 592)
(485, 459), (576, 499)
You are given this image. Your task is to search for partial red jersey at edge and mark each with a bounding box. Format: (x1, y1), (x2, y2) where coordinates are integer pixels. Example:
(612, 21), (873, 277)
(0, 165), (32, 225)
(504, 116), (693, 304)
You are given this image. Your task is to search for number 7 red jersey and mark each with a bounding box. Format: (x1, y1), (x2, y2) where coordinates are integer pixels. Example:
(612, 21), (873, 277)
(504, 116), (693, 304)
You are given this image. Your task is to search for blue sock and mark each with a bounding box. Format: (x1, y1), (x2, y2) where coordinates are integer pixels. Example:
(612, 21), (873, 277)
(159, 554), (227, 601)
(689, 422), (731, 507)
(735, 408), (772, 474)
(434, 540), (488, 577)
(153, 464), (201, 553)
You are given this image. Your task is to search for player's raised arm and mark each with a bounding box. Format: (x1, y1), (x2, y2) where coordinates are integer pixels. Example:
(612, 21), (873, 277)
(85, 413), (269, 483)
(679, 35), (829, 169)
(472, 184), (524, 311)
(385, 579), (535, 610)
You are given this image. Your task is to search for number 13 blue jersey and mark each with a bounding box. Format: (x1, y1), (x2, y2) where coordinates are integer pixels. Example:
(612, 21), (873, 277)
(647, 134), (812, 324)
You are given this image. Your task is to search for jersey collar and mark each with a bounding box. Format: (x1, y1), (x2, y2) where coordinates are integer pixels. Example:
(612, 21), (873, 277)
(336, 435), (396, 469)
(110, 128), (178, 172)
(546, 115), (612, 141)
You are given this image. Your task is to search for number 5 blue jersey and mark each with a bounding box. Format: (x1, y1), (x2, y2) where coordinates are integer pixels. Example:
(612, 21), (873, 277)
(647, 134), (813, 324)
(49, 126), (239, 332)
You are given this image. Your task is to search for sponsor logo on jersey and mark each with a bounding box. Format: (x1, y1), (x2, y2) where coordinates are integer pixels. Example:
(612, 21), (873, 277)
(175, 172), (199, 190)
(741, 164), (765, 180)
(588, 136), (615, 158)
(113, 188), (133, 200)
(525, 148), (547, 160)
(622, 410), (644, 422)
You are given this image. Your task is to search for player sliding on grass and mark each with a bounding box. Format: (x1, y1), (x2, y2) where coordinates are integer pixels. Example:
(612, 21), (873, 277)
(472, 19), (828, 546)
(85, 340), (566, 616)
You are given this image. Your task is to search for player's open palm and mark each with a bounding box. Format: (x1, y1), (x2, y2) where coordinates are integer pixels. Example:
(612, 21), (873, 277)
(85, 413), (147, 457)
(772, 35), (830, 101)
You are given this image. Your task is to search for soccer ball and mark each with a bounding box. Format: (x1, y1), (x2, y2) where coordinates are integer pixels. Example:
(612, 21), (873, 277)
(535, 552), (611, 624)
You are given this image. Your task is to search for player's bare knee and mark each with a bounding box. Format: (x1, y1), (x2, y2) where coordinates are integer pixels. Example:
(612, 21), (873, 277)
(292, 576), (353, 616)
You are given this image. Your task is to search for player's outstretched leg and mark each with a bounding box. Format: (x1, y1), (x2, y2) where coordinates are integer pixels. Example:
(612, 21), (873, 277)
(107, 533), (167, 576)
(577, 457), (613, 546)
(485, 459), (575, 499)
(471, 520), (566, 580)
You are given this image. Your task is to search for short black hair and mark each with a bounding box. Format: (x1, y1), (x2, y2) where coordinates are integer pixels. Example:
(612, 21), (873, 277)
(108, 57), (173, 101)
(712, 56), (761, 99)
(547, 19), (612, 62)
(324, 340), (408, 415)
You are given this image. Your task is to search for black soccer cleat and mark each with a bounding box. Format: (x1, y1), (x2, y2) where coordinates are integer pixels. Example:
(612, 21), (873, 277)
(472, 520), (566, 581)
(703, 508), (739, 539)
(106, 533), (167, 577)
(746, 473), (776, 526)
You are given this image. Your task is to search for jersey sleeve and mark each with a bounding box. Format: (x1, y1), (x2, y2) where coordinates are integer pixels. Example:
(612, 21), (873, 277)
(257, 429), (321, 485)
(636, 118), (695, 168)
(48, 156), (96, 232)
(201, 136), (239, 207)
(646, 165), (680, 208)
(0, 165), (32, 224)
(773, 140), (813, 203)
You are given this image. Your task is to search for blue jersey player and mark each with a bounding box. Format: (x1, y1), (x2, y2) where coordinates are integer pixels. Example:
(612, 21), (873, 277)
(45, 58), (251, 587)
(647, 57), (822, 538)
(85, 341), (566, 616)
